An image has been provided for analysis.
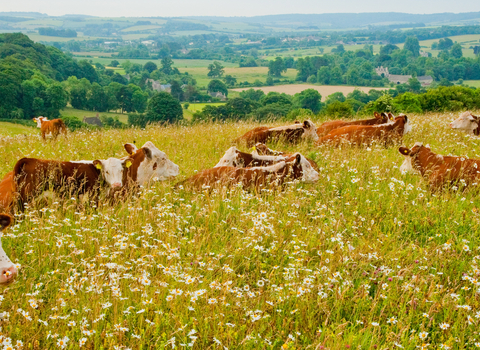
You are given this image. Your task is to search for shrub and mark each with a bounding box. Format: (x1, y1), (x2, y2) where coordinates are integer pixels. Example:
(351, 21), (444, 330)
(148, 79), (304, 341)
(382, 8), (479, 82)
(128, 113), (148, 128)
(325, 101), (354, 118)
(145, 92), (183, 124)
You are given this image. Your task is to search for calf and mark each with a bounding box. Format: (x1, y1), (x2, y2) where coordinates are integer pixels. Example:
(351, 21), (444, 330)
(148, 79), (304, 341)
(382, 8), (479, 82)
(0, 172), (14, 214)
(235, 120), (319, 146)
(399, 143), (480, 192)
(13, 157), (132, 209)
(0, 214), (18, 284)
(123, 141), (180, 186)
(33, 116), (67, 140)
(214, 147), (286, 168)
(316, 112), (393, 137)
(253, 143), (320, 171)
(177, 153), (319, 191)
(316, 115), (411, 147)
(449, 111), (480, 136)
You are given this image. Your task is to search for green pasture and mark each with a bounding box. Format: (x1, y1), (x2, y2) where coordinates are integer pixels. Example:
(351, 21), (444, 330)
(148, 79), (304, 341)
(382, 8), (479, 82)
(60, 107), (129, 124)
(0, 122), (35, 137)
(2, 112), (480, 348)
(464, 80), (480, 88)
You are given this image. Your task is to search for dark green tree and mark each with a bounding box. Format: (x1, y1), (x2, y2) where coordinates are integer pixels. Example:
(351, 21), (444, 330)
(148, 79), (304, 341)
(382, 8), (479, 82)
(146, 92), (183, 123)
(207, 61), (225, 78)
(144, 61), (158, 73)
(110, 60), (120, 67)
(207, 80), (228, 97)
(450, 43), (463, 58)
(293, 89), (322, 113)
(268, 57), (286, 77)
(223, 75), (237, 87)
(404, 36), (420, 57)
(169, 80), (184, 101)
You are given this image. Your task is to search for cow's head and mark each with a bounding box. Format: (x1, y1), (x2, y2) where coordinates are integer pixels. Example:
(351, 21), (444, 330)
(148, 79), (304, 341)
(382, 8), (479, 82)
(214, 147), (242, 168)
(395, 114), (412, 135)
(373, 112), (394, 123)
(93, 158), (133, 190)
(0, 214), (18, 285)
(33, 116), (47, 128)
(398, 143), (437, 174)
(125, 142), (180, 184)
(285, 153), (319, 183)
(449, 111), (479, 134)
(301, 120), (319, 142)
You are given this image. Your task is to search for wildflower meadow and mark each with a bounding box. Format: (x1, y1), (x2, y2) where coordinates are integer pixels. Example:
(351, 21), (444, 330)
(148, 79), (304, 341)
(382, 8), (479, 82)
(1, 112), (480, 349)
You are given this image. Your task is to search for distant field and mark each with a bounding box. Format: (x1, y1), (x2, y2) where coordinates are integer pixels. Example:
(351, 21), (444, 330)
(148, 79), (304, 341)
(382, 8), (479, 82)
(73, 51), (116, 58)
(27, 33), (104, 42)
(231, 84), (386, 100)
(261, 44), (384, 58)
(120, 25), (162, 32)
(0, 122), (35, 136)
(182, 102), (225, 120)
(464, 80), (480, 88)
(79, 57), (237, 69)
(60, 107), (129, 124)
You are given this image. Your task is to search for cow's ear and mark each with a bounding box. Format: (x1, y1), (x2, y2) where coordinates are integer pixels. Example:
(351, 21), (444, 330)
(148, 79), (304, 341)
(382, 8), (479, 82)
(124, 143), (137, 155)
(374, 112), (380, 118)
(295, 154), (302, 165)
(425, 144), (431, 149)
(93, 160), (103, 170)
(124, 158), (133, 168)
(388, 112), (395, 121)
(399, 147), (411, 156)
(143, 147), (152, 159)
(303, 120), (310, 128)
(0, 214), (13, 232)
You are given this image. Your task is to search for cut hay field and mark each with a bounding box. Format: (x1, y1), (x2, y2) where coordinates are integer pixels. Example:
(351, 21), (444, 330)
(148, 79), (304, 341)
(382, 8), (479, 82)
(231, 84), (387, 100)
(3, 112), (480, 348)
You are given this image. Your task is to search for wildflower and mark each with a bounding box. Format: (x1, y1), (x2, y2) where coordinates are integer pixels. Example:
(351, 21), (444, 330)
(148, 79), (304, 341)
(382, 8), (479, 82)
(57, 336), (69, 349)
(371, 322), (379, 326)
(79, 338), (87, 347)
(387, 316), (397, 324)
(419, 331), (428, 340)
(439, 323), (450, 330)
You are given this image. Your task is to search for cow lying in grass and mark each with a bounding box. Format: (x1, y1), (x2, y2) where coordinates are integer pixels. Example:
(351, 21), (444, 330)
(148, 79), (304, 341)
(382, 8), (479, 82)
(316, 112), (394, 137)
(316, 114), (411, 147)
(449, 111), (480, 136)
(235, 120), (318, 146)
(33, 116), (67, 140)
(13, 157), (133, 209)
(0, 172), (14, 214)
(253, 143), (320, 171)
(176, 153), (319, 191)
(399, 142), (480, 192)
(0, 214), (17, 285)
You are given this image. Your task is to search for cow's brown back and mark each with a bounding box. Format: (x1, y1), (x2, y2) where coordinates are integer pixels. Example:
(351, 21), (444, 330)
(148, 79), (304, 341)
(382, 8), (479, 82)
(0, 172), (14, 214)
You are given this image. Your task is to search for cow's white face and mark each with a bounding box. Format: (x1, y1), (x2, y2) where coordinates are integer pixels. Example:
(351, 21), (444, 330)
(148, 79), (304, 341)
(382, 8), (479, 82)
(0, 214), (17, 285)
(297, 153), (319, 183)
(215, 147), (239, 168)
(33, 116), (47, 128)
(137, 141), (179, 184)
(93, 158), (132, 189)
(302, 120), (319, 142)
(449, 112), (478, 134)
(402, 116), (412, 135)
(400, 157), (417, 174)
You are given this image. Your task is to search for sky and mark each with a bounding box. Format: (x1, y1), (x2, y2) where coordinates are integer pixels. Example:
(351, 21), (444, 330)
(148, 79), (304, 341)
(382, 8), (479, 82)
(3, 0), (480, 18)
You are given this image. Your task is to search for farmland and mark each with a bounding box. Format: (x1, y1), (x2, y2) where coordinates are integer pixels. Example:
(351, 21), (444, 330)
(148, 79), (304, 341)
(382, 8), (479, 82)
(2, 112), (480, 348)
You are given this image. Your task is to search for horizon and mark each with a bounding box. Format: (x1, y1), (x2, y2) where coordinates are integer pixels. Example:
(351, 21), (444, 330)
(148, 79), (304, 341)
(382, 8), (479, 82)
(2, 0), (480, 18)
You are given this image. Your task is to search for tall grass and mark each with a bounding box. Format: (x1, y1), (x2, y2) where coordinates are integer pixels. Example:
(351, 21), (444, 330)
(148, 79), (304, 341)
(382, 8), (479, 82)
(1, 112), (480, 349)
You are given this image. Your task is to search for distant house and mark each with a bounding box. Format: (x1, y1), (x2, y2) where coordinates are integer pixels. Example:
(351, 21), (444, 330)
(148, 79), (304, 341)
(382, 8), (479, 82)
(145, 79), (171, 92)
(83, 116), (103, 127)
(208, 91), (227, 101)
(141, 40), (155, 46)
(375, 66), (433, 86)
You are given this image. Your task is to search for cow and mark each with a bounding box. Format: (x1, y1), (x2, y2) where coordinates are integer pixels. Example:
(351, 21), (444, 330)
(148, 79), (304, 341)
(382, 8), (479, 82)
(176, 153), (319, 191)
(235, 120), (319, 146)
(0, 172), (14, 214)
(214, 147), (287, 168)
(253, 143), (320, 171)
(0, 213), (18, 284)
(13, 157), (133, 209)
(33, 116), (67, 140)
(316, 112), (394, 137)
(316, 114), (411, 147)
(399, 142), (480, 192)
(123, 141), (180, 186)
(448, 111), (480, 136)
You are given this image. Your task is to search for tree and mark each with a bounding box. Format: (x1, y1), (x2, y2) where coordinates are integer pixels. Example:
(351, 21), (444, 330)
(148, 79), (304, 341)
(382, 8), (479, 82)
(408, 77), (421, 93)
(144, 61), (158, 73)
(207, 61), (225, 78)
(450, 43), (463, 59)
(160, 57), (174, 75)
(293, 89), (322, 113)
(438, 38), (453, 51)
(404, 36), (420, 57)
(132, 89), (148, 113)
(45, 83), (67, 117)
(88, 83), (109, 112)
(223, 75), (237, 87)
(474, 46), (480, 56)
(268, 57), (286, 77)
(317, 66), (331, 85)
(110, 60), (120, 67)
(170, 80), (184, 101)
(239, 89), (265, 102)
(146, 92), (183, 123)
(207, 80), (228, 97)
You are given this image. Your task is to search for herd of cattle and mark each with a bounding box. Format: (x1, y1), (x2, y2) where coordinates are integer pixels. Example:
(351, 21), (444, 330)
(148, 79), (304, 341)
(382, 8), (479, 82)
(0, 111), (478, 285)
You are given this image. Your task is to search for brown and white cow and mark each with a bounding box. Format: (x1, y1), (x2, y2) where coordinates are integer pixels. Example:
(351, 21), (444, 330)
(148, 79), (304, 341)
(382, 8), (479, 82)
(235, 120), (319, 146)
(214, 147), (287, 168)
(316, 112), (394, 137)
(0, 214), (18, 284)
(13, 157), (132, 209)
(33, 116), (67, 140)
(399, 142), (480, 191)
(0, 172), (14, 214)
(253, 143), (320, 171)
(316, 114), (411, 147)
(448, 111), (480, 136)
(176, 153), (319, 191)
(123, 141), (180, 186)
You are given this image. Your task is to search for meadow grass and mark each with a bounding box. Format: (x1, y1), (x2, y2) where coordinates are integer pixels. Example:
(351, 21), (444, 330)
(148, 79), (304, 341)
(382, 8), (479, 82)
(60, 108), (129, 124)
(0, 122), (35, 137)
(2, 112), (480, 348)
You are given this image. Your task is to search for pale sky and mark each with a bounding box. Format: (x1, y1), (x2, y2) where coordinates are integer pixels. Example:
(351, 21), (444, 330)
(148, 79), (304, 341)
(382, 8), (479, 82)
(3, 0), (480, 17)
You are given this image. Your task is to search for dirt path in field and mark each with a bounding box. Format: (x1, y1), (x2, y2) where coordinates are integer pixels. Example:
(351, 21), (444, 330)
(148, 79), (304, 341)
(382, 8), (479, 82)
(231, 84), (386, 101)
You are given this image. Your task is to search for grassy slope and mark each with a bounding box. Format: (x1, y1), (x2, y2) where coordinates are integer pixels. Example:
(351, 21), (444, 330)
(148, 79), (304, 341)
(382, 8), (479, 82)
(0, 122), (35, 136)
(2, 113), (480, 348)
